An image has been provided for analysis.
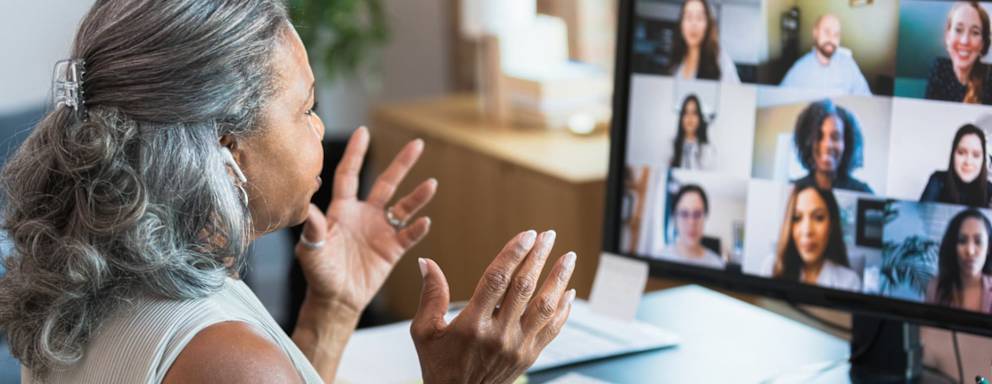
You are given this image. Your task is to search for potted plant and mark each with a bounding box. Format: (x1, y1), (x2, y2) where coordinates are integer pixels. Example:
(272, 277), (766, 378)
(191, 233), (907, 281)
(879, 205), (939, 301)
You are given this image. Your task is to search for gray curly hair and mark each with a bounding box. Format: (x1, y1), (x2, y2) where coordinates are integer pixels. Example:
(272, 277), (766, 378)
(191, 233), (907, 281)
(0, 0), (290, 375)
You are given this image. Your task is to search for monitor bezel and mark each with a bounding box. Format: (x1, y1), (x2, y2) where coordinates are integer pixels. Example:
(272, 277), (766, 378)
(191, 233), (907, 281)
(603, 0), (992, 337)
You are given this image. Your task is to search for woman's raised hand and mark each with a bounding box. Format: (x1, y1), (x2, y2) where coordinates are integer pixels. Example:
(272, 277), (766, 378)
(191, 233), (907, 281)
(410, 230), (577, 384)
(295, 126), (437, 315)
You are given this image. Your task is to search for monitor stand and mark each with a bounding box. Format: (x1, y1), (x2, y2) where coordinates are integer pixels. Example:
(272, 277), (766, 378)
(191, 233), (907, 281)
(849, 314), (923, 383)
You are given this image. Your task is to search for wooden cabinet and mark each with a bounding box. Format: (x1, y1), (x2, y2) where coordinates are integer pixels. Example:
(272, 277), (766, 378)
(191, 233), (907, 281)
(370, 95), (609, 318)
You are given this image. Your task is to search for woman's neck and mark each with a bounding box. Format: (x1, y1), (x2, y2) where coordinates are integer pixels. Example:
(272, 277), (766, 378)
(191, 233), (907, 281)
(814, 171), (836, 189)
(682, 48), (700, 77)
(684, 132), (697, 142)
(961, 271), (984, 287)
(802, 259), (825, 284)
(676, 239), (704, 259)
(953, 64), (973, 86)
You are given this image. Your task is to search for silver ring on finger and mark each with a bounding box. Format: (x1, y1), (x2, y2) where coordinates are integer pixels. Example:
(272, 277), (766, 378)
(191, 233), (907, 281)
(299, 233), (325, 250)
(386, 206), (406, 230)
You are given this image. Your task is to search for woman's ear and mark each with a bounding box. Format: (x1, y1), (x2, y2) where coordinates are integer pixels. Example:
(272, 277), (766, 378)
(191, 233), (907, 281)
(219, 134), (242, 162)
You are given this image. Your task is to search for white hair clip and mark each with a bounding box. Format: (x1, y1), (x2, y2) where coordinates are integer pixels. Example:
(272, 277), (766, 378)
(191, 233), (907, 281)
(52, 59), (86, 114)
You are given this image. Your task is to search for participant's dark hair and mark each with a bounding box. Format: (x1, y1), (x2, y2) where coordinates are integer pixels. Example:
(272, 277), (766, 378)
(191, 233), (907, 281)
(943, 124), (989, 207)
(934, 209), (992, 306)
(671, 184), (710, 216)
(773, 185), (850, 281)
(670, 94), (709, 168)
(793, 99), (864, 178)
(668, 0), (721, 80)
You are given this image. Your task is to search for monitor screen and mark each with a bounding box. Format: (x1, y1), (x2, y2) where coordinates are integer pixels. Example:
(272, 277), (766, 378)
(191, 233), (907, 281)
(607, 0), (992, 334)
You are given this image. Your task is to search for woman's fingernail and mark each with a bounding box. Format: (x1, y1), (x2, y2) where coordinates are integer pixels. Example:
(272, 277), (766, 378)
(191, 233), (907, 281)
(418, 258), (428, 278)
(566, 289), (576, 304)
(543, 230), (557, 244)
(565, 252), (577, 270)
(522, 230), (538, 247)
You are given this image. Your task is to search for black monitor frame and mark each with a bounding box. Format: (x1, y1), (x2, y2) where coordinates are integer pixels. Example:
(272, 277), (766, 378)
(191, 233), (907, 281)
(603, 0), (992, 337)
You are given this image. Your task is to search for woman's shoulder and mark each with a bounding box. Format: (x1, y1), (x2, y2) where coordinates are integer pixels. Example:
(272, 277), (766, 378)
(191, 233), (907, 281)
(929, 57), (953, 76)
(823, 261), (861, 291)
(163, 321), (301, 384)
(717, 48), (741, 83)
(702, 248), (725, 268)
(36, 281), (250, 383)
(839, 176), (874, 194)
(925, 171), (947, 189)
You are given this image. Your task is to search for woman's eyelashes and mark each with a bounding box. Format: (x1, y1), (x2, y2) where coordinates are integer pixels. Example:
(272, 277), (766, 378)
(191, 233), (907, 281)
(305, 101), (319, 117)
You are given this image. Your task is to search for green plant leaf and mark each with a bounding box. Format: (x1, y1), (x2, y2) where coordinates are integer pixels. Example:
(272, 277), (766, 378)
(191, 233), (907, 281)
(289, 0), (391, 82)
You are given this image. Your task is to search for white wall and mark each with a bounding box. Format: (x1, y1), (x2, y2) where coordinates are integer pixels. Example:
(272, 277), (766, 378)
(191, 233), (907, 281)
(626, 74), (756, 178)
(886, 98), (992, 201)
(379, 0), (451, 103)
(0, 1), (95, 115)
(743, 179), (793, 274)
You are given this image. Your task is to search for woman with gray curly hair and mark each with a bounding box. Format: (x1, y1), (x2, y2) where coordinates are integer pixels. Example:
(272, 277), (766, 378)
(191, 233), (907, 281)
(0, 1), (578, 383)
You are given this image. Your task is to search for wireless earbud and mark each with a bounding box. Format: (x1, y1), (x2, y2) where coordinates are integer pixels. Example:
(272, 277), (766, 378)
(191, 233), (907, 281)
(219, 146), (247, 183)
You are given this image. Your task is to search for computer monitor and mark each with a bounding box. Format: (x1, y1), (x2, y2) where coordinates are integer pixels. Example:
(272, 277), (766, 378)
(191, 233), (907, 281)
(604, 0), (992, 337)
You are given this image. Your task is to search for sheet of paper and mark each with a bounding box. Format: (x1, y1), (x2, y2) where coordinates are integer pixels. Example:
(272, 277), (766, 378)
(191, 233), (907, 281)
(545, 372), (615, 384)
(588, 252), (648, 322)
(336, 321), (422, 384)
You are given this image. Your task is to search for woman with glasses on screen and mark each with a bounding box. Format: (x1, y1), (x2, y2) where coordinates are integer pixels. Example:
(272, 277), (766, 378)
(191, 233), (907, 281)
(926, 209), (992, 313)
(921, 124), (992, 208)
(670, 94), (716, 170)
(667, 0), (740, 83)
(925, 1), (992, 105)
(792, 99), (873, 194)
(661, 184), (725, 269)
(766, 185), (861, 291)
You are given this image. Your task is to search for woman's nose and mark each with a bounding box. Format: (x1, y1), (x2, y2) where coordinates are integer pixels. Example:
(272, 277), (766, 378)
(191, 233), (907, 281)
(798, 219), (812, 236)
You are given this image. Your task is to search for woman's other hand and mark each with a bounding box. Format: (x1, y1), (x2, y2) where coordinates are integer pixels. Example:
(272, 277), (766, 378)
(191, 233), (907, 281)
(411, 230), (577, 384)
(295, 126), (437, 315)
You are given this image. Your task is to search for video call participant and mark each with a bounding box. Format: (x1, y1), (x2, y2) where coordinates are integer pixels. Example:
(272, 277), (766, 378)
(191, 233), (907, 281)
(661, 184), (725, 269)
(667, 0), (740, 83)
(925, 1), (992, 104)
(792, 99), (873, 194)
(926, 209), (992, 313)
(920, 124), (992, 207)
(766, 185), (861, 291)
(780, 14), (872, 95)
(670, 94), (716, 170)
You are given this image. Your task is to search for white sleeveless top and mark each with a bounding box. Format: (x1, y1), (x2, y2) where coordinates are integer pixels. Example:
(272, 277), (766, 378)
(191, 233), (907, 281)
(22, 277), (324, 383)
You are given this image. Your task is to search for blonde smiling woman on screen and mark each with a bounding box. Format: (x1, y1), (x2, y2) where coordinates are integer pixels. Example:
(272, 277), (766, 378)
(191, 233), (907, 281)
(0, 1), (577, 383)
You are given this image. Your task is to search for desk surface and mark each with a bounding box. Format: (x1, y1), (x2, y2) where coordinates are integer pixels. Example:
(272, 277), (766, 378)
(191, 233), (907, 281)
(530, 285), (851, 383)
(373, 95), (609, 183)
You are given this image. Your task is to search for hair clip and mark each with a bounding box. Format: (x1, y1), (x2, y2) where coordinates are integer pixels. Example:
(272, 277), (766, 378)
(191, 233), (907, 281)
(52, 59), (86, 114)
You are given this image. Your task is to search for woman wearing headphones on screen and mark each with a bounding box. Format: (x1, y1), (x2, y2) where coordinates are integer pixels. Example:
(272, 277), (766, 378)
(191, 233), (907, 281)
(0, 1), (577, 383)
(667, 0), (740, 83)
(925, 1), (992, 105)
(670, 94), (716, 170)
(792, 99), (873, 194)
(661, 184), (725, 270)
(926, 209), (992, 314)
(766, 185), (861, 292)
(920, 124), (992, 208)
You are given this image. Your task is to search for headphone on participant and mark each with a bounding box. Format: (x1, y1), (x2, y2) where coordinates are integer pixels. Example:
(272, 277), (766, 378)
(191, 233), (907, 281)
(219, 146), (249, 205)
